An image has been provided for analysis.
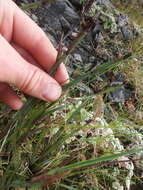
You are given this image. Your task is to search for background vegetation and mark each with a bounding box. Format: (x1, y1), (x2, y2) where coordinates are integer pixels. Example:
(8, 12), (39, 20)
(0, 0), (143, 189)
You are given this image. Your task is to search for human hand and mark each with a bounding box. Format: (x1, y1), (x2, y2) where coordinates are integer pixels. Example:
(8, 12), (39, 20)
(0, 0), (69, 110)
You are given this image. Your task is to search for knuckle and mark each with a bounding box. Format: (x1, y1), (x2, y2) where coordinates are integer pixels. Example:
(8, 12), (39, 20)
(19, 68), (43, 93)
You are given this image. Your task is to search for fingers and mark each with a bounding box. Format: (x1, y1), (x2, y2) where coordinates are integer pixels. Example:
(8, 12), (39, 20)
(0, 34), (62, 102)
(11, 42), (39, 67)
(54, 63), (70, 85)
(12, 42), (69, 85)
(0, 83), (23, 110)
(0, 0), (14, 41)
(12, 2), (69, 84)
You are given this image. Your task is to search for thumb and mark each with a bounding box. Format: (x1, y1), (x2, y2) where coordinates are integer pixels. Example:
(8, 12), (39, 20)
(0, 35), (62, 101)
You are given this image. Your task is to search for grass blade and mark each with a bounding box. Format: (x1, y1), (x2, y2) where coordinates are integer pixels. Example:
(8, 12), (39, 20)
(48, 147), (142, 175)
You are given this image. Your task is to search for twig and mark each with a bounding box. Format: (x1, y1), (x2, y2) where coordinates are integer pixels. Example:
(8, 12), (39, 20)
(48, 33), (64, 76)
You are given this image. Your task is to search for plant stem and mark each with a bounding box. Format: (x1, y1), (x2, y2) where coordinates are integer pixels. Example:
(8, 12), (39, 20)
(49, 31), (87, 76)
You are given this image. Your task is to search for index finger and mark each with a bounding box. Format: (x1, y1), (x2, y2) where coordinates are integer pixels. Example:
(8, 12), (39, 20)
(12, 2), (69, 83)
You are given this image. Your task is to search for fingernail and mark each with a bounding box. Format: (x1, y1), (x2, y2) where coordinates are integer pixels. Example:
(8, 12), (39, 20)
(42, 83), (62, 101)
(12, 100), (23, 110)
(60, 78), (70, 86)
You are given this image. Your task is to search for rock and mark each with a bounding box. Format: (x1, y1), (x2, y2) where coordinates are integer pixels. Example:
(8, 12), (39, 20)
(73, 53), (83, 63)
(50, 1), (79, 24)
(46, 32), (57, 47)
(117, 14), (134, 40)
(60, 16), (71, 32)
(89, 56), (95, 63)
(117, 14), (129, 28)
(108, 82), (132, 103)
(15, 0), (28, 5)
(32, 1), (80, 38)
(95, 0), (115, 9)
(70, 0), (82, 9)
(121, 26), (134, 40)
(114, 74), (125, 83)
(92, 23), (103, 40)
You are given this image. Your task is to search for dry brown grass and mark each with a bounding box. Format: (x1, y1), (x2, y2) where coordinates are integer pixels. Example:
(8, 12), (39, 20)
(119, 35), (143, 110)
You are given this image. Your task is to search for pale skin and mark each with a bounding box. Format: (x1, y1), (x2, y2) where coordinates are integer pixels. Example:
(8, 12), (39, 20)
(0, 0), (69, 110)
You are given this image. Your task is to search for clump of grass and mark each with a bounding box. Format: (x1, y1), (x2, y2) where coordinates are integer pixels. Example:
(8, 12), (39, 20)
(0, 0), (143, 189)
(112, 0), (143, 26)
(119, 35), (143, 109)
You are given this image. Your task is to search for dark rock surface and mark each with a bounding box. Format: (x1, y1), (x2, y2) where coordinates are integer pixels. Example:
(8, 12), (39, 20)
(31, 1), (80, 39)
(70, 0), (82, 9)
(17, 0), (137, 101)
(108, 82), (132, 103)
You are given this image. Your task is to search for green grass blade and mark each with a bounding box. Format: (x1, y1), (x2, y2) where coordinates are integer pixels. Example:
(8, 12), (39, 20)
(48, 147), (142, 175)
(63, 57), (130, 91)
(59, 184), (79, 190)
